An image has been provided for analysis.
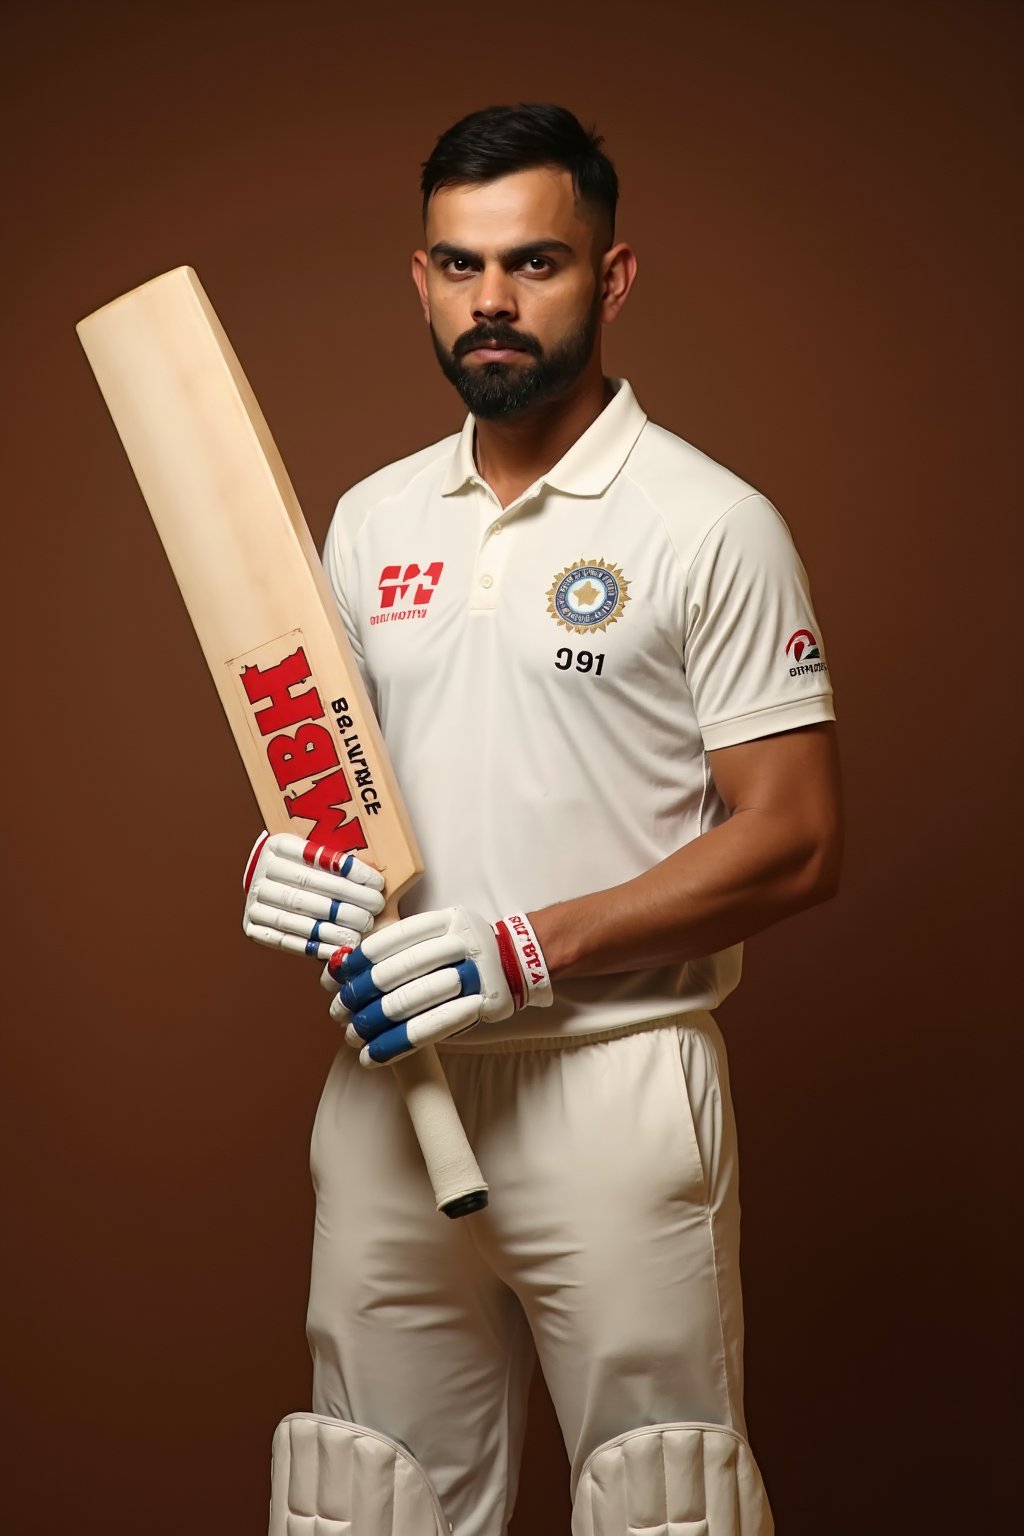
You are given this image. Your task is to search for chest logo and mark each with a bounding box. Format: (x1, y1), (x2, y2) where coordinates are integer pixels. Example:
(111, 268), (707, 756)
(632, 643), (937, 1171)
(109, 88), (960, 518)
(546, 558), (630, 634)
(371, 562), (444, 626)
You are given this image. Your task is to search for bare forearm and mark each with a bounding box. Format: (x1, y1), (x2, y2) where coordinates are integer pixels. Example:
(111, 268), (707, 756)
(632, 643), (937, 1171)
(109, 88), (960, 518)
(533, 802), (842, 981)
(524, 726), (844, 982)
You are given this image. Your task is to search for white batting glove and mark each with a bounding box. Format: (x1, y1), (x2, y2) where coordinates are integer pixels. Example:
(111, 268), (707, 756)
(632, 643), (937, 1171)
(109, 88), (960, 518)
(328, 907), (553, 1066)
(242, 831), (385, 963)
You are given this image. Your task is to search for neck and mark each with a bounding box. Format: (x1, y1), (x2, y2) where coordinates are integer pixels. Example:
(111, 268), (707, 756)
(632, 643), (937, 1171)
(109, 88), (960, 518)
(473, 363), (613, 509)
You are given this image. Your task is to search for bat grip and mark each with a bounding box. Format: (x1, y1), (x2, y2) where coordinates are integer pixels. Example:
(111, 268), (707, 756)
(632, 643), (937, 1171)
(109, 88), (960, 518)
(392, 1047), (489, 1217)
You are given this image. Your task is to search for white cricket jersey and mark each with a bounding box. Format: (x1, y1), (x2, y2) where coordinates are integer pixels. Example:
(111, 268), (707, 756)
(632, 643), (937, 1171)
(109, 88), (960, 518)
(323, 380), (835, 1042)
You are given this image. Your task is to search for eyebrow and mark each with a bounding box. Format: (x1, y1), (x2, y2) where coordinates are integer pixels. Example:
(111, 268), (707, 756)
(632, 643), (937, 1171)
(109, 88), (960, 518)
(428, 239), (575, 266)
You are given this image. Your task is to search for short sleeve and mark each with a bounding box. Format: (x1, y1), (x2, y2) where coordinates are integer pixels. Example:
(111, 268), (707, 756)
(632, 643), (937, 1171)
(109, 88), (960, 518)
(684, 493), (835, 751)
(322, 493), (374, 695)
(323, 494), (368, 657)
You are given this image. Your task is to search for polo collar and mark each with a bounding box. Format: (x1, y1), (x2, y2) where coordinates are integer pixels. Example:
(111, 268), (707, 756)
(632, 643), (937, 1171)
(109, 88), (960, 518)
(440, 379), (647, 499)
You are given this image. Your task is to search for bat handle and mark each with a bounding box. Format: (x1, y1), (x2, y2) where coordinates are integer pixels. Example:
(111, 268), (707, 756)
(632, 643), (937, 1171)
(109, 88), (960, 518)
(392, 1047), (489, 1217)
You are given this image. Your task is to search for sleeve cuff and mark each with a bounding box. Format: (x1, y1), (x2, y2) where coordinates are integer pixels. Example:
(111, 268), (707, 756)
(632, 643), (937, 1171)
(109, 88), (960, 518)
(700, 695), (836, 752)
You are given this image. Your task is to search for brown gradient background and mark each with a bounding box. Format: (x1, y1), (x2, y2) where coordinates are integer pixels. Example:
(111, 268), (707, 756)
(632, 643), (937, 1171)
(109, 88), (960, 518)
(2, 2), (1019, 1532)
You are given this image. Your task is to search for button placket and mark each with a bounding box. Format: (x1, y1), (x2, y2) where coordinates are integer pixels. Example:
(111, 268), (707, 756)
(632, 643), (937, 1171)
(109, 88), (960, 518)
(470, 509), (508, 612)
(468, 484), (541, 612)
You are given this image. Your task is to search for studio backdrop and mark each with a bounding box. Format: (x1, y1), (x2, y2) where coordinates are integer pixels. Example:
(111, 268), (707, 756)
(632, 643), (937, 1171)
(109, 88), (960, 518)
(2, 2), (1018, 1532)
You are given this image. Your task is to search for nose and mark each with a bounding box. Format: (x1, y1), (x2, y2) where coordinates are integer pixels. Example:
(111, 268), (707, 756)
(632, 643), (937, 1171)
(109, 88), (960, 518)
(472, 262), (518, 324)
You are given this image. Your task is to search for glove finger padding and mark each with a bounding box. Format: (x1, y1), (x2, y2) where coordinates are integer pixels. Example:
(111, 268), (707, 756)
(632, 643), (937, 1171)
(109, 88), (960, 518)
(351, 909), (463, 965)
(342, 961), (479, 1038)
(337, 933), (472, 1007)
(260, 850), (384, 904)
(333, 907), (553, 1063)
(254, 874), (380, 929)
(242, 831), (384, 962)
(247, 921), (366, 959)
(356, 995), (484, 1065)
(248, 899), (371, 950)
(339, 911), (508, 1017)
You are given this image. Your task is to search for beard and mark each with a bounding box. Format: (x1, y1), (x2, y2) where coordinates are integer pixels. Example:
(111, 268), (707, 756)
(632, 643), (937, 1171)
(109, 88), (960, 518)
(430, 303), (600, 421)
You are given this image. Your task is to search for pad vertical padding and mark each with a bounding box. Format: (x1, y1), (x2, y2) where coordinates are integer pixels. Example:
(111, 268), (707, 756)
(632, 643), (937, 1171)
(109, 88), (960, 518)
(269, 1413), (450, 1535)
(572, 1422), (773, 1536)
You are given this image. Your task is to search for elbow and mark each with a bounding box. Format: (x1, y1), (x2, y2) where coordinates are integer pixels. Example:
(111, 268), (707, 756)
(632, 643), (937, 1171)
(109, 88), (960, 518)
(811, 854), (843, 906)
(798, 824), (844, 908)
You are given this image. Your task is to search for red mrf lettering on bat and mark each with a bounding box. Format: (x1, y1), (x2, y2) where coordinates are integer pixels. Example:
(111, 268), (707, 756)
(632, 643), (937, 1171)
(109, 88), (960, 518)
(371, 561), (444, 625)
(240, 645), (369, 855)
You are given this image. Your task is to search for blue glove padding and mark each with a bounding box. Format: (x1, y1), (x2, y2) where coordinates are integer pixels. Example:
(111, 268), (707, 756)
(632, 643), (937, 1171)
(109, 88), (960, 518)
(329, 907), (552, 1066)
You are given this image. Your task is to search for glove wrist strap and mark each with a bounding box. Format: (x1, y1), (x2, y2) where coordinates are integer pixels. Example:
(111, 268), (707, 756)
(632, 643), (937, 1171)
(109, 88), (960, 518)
(493, 913), (554, 1010)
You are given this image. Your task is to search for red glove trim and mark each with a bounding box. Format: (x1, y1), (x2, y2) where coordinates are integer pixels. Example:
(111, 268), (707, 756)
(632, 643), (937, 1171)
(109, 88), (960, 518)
(242, 830), (270, 893)
(492, 919), (527, 1010)
(327, 945), (354, 982)
(303, 841), (349, 874)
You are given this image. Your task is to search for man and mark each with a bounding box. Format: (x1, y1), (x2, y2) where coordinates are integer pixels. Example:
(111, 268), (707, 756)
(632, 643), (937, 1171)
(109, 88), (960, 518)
(250, 104), (841, 1536)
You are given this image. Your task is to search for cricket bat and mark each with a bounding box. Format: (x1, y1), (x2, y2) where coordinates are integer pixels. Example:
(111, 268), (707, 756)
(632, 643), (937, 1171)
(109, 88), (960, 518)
(76, 266), (488, 1219)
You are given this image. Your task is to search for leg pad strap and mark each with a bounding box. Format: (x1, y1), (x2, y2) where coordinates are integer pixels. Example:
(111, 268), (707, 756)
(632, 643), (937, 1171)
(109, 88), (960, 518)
(572, 1421), (773, 1536)
(269, 1412), (450, 1535)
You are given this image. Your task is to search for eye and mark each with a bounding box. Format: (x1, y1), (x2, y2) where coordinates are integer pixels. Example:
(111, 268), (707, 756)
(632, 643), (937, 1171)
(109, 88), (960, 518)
(522, 256), (552, 274)
(439, 256), (475, 276)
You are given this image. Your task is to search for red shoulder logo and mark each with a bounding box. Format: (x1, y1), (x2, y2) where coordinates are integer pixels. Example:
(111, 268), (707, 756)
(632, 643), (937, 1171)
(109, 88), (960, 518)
(785, 628), (828, 677)
(785, 628), (819, 663)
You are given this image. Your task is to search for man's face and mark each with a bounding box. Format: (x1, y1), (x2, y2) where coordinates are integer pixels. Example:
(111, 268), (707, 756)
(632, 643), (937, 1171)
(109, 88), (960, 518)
(413, 167), (607, 420)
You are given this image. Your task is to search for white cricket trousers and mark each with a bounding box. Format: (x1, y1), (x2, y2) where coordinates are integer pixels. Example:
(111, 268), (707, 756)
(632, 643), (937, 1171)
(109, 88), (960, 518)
(306, 1012), (772, 1535)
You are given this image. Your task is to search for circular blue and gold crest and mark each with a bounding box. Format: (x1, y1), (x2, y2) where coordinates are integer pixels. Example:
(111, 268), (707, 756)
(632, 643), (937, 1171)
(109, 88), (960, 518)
(546, 558), (631, 634)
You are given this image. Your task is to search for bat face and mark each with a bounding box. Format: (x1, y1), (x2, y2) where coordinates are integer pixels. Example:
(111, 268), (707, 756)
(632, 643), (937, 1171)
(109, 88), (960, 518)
(77, 265), (487, 1216)
(76, 265), (420, 894)
(236, 631), (378, 860)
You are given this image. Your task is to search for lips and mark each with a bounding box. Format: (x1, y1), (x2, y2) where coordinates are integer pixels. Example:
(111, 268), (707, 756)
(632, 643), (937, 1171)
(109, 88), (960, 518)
(457, 332), (536, 361)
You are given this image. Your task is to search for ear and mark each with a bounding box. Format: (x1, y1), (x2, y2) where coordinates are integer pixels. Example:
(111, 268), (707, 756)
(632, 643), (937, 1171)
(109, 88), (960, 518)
(598, 242), (638, 325)
(411, 250), (431, 323)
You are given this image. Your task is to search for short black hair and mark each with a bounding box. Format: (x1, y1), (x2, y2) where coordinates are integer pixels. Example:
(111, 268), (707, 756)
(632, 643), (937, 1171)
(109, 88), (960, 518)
(420, 103), (618, 239)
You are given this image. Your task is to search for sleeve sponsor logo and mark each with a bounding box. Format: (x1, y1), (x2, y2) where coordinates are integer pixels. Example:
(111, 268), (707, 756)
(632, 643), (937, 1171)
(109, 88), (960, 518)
(546, 558), (630, 634)
(371, 561), (444, 625)
(785, 628), (828, 676)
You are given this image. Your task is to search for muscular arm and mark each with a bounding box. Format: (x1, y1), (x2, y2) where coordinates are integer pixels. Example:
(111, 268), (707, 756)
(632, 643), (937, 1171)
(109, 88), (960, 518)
(532, 722), (843, 979)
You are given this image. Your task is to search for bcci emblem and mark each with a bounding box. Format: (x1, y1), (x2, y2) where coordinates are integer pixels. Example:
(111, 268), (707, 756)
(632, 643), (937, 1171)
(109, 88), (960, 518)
(546, 558), (631, 635)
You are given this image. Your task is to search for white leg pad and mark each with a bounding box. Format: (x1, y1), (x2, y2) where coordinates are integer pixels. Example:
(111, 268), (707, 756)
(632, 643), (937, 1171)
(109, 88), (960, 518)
(269, 1413), (450, 1535)
(572, 1422), (774, 1536)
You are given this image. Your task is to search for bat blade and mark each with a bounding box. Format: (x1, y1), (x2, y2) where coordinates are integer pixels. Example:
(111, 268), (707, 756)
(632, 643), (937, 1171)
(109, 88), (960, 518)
(77, 266), (487, 1218)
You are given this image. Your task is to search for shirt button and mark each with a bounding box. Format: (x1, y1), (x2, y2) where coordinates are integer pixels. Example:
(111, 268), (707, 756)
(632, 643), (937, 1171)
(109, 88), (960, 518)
(493, 522), (503, 534)
(480, 574), (494, 589)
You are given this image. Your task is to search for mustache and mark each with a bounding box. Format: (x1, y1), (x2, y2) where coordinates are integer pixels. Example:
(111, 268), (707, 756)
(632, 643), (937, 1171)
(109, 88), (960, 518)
(453, 324), (542, 360)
